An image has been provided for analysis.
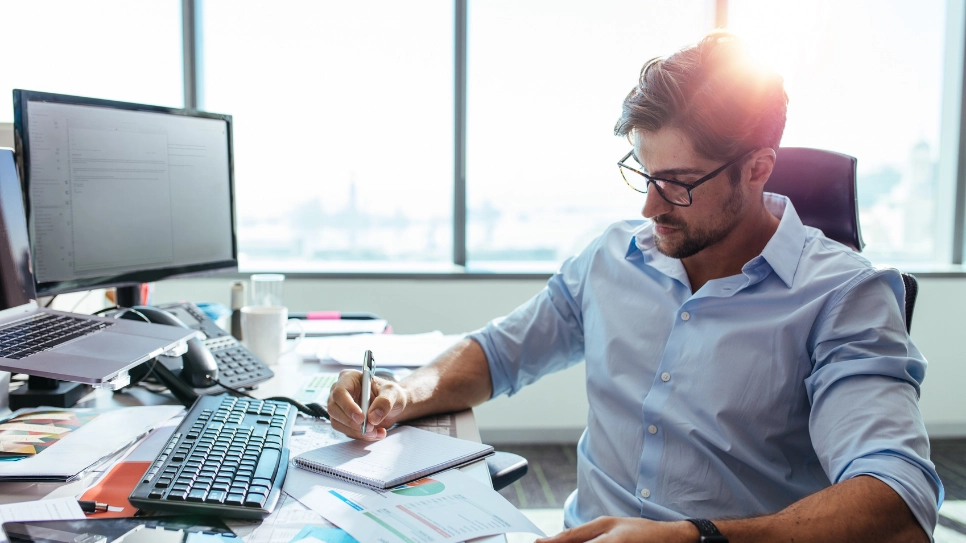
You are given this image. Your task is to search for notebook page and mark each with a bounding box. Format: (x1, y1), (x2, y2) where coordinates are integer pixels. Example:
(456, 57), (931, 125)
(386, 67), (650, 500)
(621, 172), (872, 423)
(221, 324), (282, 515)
(296, 426), (492, 486)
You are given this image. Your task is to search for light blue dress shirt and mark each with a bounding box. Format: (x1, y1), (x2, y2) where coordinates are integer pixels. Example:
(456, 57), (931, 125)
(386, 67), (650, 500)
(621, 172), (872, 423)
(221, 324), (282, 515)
(468, 194), (943, 536)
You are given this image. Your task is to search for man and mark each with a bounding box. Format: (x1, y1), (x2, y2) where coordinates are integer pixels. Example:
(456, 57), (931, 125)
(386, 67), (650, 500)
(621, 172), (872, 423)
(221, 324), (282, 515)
(328, 31), (942, 542)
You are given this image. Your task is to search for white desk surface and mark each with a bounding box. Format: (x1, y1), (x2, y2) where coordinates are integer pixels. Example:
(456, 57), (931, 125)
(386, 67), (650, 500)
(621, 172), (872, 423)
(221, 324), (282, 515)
(0, 345), (504, 543)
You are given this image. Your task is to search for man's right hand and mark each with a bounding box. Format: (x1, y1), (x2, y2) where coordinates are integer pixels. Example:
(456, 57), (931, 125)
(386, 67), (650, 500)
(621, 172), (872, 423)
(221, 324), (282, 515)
(327, 369), (409, 441)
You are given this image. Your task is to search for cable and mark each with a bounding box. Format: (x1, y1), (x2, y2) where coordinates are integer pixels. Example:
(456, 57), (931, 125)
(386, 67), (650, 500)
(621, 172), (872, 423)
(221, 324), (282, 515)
(42, 295), (57, 308)
(104, 305), (328, 419)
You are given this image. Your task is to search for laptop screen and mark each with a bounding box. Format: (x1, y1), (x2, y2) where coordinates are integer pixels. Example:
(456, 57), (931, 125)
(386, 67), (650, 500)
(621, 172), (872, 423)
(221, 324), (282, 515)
(0, 149), (36, 310)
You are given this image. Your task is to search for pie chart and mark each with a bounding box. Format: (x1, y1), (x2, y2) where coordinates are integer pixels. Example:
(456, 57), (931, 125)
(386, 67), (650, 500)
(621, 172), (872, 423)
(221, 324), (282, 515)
(391, 478), (445, 496)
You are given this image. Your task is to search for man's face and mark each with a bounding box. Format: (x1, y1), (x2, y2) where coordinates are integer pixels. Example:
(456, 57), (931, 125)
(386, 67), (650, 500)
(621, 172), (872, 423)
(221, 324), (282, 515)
(633, 128), (748, 259)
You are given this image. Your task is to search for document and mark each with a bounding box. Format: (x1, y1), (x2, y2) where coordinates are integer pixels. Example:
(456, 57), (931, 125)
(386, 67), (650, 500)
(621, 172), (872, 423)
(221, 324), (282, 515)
(79, 416), (181, 517)
(0, 405), (183, 481)
(284, 468), (544, 543)
(0, 497), (86, 543)
(226, 492), (337, 543)
(321, 332), (465, 367)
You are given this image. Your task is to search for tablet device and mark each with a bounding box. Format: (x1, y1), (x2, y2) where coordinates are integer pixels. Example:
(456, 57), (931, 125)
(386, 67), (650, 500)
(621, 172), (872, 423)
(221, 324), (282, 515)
(2, 516), (239, 543)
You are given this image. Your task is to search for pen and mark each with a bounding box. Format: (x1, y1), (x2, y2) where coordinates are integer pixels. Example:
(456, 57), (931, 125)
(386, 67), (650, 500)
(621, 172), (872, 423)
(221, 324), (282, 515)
(360, 350), (375, 434)
(291, 311), (380, 320)
(77, 500), (121, 513)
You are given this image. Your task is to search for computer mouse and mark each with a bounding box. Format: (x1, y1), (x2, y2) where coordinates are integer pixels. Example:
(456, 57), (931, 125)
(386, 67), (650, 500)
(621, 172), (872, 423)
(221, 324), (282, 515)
(120, 306), (219, 388)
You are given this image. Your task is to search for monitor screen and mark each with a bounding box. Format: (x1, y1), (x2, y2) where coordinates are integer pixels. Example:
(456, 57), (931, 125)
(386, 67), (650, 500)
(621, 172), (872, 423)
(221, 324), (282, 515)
(13, 91), (237, 295)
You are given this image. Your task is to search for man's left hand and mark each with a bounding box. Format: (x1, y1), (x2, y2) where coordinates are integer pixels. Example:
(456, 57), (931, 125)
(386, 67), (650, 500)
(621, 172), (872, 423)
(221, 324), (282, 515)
(536, 517), (698, 543)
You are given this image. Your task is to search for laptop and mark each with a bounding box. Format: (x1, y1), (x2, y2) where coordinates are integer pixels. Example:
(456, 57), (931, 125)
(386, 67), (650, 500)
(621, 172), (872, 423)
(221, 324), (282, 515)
(0, 148), (195, 384)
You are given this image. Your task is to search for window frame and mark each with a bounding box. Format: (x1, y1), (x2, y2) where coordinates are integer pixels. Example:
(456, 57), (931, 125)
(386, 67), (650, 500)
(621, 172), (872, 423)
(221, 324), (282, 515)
(180, 0), (966, 279)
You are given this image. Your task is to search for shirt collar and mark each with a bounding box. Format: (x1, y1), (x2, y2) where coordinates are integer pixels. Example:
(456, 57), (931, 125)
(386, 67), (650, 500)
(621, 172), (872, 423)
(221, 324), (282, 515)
(626, 193), (806, 289)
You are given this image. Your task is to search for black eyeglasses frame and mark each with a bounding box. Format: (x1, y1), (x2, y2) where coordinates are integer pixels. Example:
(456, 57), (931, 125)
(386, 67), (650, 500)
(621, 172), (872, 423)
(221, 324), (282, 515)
(617, 150), (755, 207)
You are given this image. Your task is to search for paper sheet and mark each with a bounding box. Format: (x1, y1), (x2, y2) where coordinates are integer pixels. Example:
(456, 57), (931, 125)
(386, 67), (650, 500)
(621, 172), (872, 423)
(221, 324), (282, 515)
(284, 468), (544, 543)
(0, 405), (183, 481)
(288, 525), (357, 543)
(0, 497), (86, 543)
(318, 333), (465, 367)
(226, 492), (336, 543)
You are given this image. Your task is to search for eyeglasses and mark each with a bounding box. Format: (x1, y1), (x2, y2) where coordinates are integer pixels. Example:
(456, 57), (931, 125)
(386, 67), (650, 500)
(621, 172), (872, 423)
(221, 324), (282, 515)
(617, 150), (753, 207)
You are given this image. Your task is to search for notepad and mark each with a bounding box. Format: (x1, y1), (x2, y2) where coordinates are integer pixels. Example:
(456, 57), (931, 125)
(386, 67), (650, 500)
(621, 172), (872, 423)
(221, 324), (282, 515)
(292, 425), (494, 489)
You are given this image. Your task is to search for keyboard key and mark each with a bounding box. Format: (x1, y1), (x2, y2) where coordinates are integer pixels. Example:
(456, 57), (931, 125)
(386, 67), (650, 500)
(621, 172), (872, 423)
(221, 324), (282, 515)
(225, 494), (245, 506)
(206, 490), (227, 503)
(186, 489), (208, 502)
(244, 491), (267, 508)
(167, 489), (190, 501)
(253, 449), (280, 480)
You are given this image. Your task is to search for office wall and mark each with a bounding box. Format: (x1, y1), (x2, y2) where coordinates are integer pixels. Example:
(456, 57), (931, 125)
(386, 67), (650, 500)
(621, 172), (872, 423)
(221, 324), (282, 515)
(154, 275), (966, 443)
(0, 124), (13, 148)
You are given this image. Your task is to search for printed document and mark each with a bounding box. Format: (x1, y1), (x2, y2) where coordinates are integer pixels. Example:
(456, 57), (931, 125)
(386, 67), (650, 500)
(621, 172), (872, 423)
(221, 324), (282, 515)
(284, 467), (544, 543)
(0, 498), (86, 543)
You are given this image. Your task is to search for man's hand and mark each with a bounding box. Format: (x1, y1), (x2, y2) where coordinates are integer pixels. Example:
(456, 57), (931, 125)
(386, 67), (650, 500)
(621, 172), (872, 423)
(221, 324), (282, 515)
(327, 369), (408, 440)
(536, 517), (698, 543)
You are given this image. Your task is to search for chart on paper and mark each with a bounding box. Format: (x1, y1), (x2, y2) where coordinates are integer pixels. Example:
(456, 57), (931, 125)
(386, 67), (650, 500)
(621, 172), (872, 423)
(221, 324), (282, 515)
(285, 468), (543, 543)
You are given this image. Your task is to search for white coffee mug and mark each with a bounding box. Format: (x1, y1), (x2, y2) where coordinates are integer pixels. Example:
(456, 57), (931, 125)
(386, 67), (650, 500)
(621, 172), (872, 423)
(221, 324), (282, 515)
(240, 306), (305, 365)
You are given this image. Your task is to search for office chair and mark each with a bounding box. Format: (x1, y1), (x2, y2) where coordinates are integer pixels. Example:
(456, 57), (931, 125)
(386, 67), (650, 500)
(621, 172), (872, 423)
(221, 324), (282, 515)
(765, 147), (919, 332)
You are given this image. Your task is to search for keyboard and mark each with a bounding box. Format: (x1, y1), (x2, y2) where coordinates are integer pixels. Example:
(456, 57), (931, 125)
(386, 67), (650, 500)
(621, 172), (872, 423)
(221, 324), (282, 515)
(0, 314), (113, 360)
(129, 393), (295, 519)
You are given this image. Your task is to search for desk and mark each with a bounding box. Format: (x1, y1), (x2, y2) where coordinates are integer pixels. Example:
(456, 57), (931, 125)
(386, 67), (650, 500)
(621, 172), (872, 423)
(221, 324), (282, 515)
(0, 350), (505, 543)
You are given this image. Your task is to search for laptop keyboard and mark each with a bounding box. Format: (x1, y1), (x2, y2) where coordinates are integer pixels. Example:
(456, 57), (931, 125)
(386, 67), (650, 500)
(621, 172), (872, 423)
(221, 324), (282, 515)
(0, 314), (113, 359)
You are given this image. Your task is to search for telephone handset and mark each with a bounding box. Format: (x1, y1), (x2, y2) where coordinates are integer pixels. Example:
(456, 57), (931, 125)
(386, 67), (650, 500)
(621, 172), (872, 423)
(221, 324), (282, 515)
(118, 302), (274, 391)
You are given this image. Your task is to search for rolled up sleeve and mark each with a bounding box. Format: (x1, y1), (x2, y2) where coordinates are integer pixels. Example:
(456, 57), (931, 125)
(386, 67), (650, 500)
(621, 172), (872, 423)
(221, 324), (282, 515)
(468, 246), (591, 398)
(806, 269), (943, 537)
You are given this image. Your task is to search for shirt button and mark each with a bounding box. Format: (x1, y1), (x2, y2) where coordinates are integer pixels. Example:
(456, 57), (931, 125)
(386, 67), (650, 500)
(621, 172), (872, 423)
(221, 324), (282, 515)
(661, 372), (671, 382)
(680, 311), (690, 321)
(648, 425), (658, 434)
(641, 488), (651, 498)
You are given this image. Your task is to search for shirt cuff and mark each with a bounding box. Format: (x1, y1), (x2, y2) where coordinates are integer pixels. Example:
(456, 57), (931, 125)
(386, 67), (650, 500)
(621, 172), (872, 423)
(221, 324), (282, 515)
(466, 329), (513, 399)
(841, 452), (943, 540)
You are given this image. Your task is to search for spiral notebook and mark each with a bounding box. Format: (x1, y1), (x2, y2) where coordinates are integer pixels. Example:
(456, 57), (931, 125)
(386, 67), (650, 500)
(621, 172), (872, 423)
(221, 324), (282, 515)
(292, 425), (494, 489)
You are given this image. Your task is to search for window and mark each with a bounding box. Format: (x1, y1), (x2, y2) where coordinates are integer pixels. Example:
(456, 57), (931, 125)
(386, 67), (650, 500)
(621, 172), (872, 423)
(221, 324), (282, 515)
(201, 0), (455, 272)
(5, 2), (962, 273)
(0, 0), (182, 122)
(729, 0), (954, 265)
(465, 0), (716, 272)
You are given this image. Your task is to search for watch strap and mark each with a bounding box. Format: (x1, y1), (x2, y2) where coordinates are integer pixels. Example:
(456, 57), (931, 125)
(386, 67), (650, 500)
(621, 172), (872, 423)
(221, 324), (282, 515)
(686, 519), (728, 543)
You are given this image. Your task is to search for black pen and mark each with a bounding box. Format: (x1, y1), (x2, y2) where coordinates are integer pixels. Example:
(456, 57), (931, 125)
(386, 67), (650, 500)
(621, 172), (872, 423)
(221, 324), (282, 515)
(77, 500), (120, 514)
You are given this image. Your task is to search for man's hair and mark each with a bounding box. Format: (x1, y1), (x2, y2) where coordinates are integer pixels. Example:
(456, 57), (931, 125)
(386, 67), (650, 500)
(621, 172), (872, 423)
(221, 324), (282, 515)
(614, 30), (788, 170)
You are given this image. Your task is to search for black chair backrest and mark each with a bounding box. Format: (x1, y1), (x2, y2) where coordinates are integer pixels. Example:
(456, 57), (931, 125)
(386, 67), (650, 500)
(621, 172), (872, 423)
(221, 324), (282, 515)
(765, 147), (864, 252)
(765, 147), (917, 332)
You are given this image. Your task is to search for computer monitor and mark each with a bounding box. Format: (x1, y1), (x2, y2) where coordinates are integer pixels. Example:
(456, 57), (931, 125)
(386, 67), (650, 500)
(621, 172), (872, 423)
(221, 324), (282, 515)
(12, 90), (237, 297)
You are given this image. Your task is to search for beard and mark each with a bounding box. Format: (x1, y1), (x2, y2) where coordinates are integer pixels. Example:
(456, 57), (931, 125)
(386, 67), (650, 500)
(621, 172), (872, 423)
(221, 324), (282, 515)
(652, 183), (747, 259)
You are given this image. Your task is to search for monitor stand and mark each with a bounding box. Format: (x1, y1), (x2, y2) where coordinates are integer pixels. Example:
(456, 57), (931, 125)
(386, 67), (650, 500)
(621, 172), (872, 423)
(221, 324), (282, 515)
(9, 376), (92, 409)
(116, 285), (141, 308)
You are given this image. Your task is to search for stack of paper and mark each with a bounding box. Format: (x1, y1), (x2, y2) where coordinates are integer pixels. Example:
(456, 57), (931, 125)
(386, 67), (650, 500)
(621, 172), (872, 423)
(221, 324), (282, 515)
(315, 332), (465, 367)
(0, 405), (182, 481)
(284, 468), (544, 543)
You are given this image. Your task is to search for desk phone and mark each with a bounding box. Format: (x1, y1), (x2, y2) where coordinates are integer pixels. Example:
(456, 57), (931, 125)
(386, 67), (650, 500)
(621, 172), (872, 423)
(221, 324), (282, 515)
(154, 302), (274, 389)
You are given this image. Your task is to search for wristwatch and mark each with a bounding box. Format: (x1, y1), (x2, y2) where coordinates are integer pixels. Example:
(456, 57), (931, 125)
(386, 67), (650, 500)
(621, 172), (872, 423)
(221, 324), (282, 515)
(686, 519), (728, 543)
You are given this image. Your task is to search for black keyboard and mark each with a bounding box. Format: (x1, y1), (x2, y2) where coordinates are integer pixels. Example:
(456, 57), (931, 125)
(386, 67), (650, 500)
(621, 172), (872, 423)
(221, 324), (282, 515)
(0, 313), (113, 359)
(129, 393), (295, 519)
